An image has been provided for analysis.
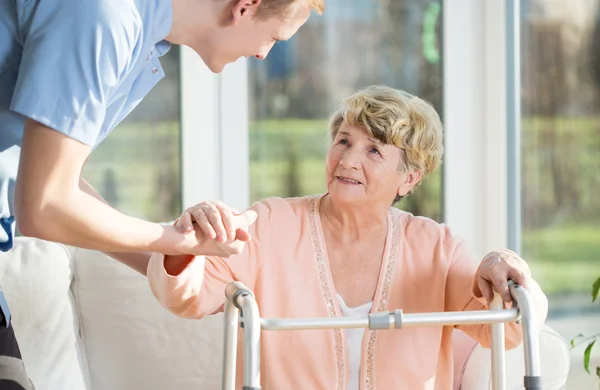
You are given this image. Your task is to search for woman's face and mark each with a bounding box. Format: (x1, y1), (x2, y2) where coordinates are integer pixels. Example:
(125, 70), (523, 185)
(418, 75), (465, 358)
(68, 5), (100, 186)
(325, 122), (421, 207)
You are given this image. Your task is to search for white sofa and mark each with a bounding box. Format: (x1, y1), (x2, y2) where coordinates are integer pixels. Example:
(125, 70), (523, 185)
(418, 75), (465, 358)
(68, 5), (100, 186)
(0, 237), (570, 390)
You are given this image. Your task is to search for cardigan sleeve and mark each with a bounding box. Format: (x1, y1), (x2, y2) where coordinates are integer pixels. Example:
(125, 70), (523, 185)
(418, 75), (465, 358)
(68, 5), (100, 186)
(147, 200), (273, 319)
(444, 238), (548, 349)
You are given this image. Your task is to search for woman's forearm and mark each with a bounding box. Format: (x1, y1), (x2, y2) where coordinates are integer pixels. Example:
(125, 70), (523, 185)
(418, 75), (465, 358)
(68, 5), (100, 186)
(147, 253), (209, 318)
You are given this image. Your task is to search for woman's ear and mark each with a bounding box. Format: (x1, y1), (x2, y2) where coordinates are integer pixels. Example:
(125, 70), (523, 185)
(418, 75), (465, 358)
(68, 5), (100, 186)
(397, 169), (423, 196)
(230, 0), (262, 25)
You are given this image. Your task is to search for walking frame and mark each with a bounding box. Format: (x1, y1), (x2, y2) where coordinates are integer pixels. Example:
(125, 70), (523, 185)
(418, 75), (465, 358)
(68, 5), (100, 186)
(221, 280), (542, 390)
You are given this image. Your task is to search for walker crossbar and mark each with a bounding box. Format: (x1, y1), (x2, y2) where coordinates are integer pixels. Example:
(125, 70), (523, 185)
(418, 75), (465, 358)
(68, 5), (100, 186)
(221, 281), (541, 390)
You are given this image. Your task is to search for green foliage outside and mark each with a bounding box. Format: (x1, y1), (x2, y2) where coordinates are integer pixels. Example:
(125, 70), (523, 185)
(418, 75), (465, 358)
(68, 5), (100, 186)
(83, 121), (182, 223)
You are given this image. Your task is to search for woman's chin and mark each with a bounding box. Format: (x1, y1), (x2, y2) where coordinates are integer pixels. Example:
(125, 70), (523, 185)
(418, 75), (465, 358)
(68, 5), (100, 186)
(327, 190), (365, 205)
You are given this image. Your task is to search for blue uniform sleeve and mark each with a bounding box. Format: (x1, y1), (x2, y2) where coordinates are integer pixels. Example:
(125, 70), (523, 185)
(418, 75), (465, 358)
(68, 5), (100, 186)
(10, 0), (141, 146)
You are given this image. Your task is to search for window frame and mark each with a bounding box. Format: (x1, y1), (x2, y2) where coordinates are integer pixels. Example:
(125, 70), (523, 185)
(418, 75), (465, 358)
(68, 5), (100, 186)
(443, 0), (511, 257)
(179, 50), (250, 212)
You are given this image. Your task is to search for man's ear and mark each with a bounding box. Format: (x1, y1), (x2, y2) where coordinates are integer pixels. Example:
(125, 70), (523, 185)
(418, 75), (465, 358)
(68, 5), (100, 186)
(231, 0), (262, 24)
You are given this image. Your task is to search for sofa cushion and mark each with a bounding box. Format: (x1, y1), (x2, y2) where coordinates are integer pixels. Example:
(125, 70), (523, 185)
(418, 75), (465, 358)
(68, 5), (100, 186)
(72, 247), (224, 390)
(460, 324), (570, 389)
(0, 237), (90, 390)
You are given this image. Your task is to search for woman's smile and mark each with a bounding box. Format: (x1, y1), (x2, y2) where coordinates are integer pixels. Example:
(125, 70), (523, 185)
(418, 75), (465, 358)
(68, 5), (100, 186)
(335, 176), (362, 185)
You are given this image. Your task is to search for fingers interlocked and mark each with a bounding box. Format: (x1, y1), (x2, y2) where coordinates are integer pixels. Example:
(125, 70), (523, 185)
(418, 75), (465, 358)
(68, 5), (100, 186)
(176, 201), (258, 243)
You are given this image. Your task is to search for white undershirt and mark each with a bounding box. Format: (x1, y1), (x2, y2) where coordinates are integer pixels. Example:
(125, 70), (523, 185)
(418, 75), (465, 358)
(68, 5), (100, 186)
(337, 294), (373, 390)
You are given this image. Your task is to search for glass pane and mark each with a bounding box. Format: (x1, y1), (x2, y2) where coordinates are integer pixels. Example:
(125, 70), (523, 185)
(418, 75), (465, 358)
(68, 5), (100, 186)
(82, 46), (182, 223)
(248, 0), (444, 222)
(520, 2), (600, 388)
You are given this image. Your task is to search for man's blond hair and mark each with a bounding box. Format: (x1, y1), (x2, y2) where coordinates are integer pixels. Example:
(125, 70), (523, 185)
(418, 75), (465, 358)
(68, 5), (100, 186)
(256, 0), (325, 19)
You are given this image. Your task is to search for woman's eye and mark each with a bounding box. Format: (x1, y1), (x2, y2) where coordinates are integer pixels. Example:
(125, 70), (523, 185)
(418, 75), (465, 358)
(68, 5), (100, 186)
(338, 138), (349, 145)
(370, 147), (381, 156)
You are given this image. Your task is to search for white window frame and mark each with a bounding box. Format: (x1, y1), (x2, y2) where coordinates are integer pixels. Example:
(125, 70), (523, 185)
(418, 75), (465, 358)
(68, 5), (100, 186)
(505, 0), (521, 254)
(443, 0), (510, 258)
(180, 1), (515, 259)
(179, 50), (249, 212)
(180, 46), (221, 208)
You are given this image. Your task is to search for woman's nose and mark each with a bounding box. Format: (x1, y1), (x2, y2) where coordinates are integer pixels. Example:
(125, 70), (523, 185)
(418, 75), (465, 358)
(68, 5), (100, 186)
(339, 148), (362, 169)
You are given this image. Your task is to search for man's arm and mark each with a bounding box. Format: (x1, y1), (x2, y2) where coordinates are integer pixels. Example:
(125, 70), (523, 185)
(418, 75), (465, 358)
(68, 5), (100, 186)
(79, 177), (152, 276)
(15, 120), (194, 256)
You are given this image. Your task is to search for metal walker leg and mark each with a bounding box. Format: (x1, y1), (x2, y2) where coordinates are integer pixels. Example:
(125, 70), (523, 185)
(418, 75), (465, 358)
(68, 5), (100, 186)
(221, 281), (542, 390)
(223, 282), (261, 390)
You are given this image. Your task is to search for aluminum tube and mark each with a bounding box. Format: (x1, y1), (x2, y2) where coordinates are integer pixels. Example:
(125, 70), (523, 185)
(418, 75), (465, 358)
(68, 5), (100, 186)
(509, 283), (541, 378)
(221, 298), (239, 390)
(261, 316), (369, 330)
(400, 308), (518, 327)
(490, 293), (506, 390)
(237, 293), (261, 389)
(260, 308), (518, 330)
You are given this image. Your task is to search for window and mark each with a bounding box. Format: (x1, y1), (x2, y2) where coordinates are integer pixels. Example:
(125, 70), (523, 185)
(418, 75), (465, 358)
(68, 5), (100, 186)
(82, 46), (182, 223)
(247, 0), (444, 221)
(518, 2), (600, 387)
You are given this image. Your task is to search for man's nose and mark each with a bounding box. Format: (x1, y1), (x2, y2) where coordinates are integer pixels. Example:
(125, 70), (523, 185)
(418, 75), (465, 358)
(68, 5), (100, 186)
(255, 43), (275, 60)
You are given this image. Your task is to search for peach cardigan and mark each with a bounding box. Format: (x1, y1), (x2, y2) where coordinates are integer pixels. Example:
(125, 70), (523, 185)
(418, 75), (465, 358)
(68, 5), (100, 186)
(148, 195), (547, 390)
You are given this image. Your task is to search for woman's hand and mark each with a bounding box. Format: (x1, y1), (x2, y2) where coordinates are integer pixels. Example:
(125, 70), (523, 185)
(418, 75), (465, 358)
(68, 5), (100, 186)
(174, 201), (258, 257)
(474, 249), (532, 304)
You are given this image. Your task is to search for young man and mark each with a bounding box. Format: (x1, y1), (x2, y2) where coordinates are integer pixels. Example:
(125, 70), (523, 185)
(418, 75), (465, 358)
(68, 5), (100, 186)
(0, 0), (324, 387)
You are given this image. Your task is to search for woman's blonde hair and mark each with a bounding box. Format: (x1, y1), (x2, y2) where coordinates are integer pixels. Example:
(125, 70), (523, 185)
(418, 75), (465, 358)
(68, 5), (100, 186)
(328, 85), (444, 195)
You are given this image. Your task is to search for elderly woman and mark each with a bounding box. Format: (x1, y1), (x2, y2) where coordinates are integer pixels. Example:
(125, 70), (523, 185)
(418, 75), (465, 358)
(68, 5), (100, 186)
(147, 85), (548, 390)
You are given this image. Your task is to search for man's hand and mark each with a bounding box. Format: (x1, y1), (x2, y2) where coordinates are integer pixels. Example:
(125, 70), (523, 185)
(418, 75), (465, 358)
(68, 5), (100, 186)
(474, 249), (532, 303)
(174, 201), (258, 257)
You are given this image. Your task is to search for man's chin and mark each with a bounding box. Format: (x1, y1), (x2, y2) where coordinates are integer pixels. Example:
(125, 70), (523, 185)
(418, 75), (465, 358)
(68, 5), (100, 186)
(205, 56), (246, 73)
(193, 52), (226, 73)
(204, 60), (226, 74)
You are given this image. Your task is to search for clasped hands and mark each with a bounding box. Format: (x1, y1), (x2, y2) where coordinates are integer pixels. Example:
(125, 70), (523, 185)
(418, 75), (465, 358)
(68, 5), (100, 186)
(173, 201), (258, 257)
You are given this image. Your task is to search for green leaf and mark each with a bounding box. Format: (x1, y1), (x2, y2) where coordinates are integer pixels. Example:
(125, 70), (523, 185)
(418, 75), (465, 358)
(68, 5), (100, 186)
(593, 277), (600, 303)
(571, 333), (585, 348)
(584, 339), (596, 374)
(596, 366), (600, 380)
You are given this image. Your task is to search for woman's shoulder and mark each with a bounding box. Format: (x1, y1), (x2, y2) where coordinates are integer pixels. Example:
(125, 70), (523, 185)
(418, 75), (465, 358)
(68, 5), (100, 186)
(249, 194), (322, 219)
(390, 207), (463, 247)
